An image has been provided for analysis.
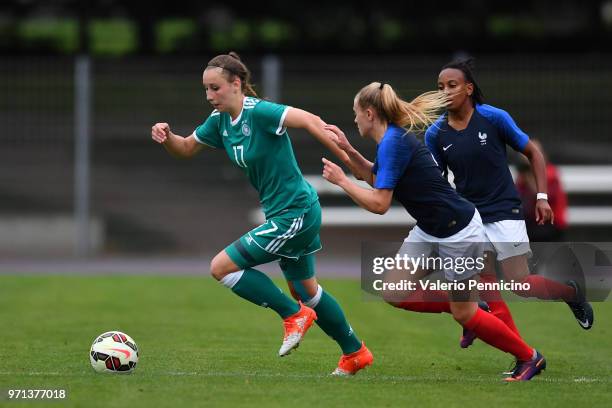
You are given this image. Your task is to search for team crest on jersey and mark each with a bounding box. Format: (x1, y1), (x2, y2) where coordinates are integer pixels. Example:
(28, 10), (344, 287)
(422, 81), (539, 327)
(241, 122), (251, 137)
(478, 131), (487, 145)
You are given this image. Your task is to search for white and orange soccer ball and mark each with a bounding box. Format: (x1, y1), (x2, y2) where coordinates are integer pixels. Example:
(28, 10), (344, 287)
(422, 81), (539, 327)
(89, 331), (139, 374)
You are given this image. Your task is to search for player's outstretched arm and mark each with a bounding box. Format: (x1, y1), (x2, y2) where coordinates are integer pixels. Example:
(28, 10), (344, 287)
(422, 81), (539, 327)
(282, 108), (354, 167)
(322, 157), (392, 215)
(151, 122), (205, 159)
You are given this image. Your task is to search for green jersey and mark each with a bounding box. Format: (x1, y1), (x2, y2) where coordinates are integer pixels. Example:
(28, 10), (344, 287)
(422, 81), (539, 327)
(194, 97), (318, 219)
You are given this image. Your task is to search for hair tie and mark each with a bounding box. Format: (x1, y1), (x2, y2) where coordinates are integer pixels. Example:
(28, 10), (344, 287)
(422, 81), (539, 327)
(379, 82), (385, 90)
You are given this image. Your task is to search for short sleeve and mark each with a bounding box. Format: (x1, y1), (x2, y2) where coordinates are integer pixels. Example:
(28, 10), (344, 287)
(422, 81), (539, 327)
(193, 111), (223, 148)
(477, 104), (529, 152)
(252, 100), (290, 136)
(374, 133), (413, 190)
(424, 121), (446, 173)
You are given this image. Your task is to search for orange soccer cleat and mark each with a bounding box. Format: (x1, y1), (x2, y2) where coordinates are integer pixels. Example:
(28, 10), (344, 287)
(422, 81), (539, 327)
(278, 302), (317, 357)
(331, 342), (373, 376)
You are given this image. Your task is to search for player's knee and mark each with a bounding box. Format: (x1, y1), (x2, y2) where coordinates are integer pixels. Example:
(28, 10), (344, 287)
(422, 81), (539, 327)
(210, 254), (229, 281)
(500, 256), (530, 281)
(505, 269), (529, 283)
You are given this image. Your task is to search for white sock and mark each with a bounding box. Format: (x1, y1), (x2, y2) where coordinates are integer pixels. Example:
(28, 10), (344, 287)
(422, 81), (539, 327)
(220, 270), (245, 289)
(304, 285), (323, 308)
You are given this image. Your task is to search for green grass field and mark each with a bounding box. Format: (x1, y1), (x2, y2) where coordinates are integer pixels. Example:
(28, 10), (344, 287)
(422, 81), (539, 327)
(1, 275), (611, 407)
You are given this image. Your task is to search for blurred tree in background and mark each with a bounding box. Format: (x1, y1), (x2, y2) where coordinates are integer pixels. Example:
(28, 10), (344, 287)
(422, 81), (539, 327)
(0, 0), (610, 56)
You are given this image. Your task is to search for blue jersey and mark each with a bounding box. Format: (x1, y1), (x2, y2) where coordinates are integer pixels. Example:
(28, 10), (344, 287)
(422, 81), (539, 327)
(372, 124), (475, 238)
(425, 104), (529, 224)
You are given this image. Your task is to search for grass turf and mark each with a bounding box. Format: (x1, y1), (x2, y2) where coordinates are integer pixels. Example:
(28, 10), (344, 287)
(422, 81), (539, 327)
(0, 275), (610, 407)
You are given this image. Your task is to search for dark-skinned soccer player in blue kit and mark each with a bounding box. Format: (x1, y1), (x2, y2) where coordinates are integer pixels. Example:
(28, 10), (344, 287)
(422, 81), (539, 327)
(424, 59), (593, 359)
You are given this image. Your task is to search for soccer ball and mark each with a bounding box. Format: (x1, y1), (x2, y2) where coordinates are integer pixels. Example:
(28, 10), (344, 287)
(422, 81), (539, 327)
(89, 331), (139, 374)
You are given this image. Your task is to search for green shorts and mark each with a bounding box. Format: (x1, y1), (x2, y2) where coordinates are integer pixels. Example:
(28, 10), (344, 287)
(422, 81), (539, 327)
(225, 200), (322, 281)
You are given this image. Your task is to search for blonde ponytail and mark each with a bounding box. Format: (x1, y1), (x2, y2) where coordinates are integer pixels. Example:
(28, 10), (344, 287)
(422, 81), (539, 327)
(357, 82), (448, 133)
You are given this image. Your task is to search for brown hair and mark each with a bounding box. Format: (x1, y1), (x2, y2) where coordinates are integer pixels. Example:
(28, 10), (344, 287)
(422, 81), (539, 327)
(206, 52), (257, 97)
(355, 82), (448, 133)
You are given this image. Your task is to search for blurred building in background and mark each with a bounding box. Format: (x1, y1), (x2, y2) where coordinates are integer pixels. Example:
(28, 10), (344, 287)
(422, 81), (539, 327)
(1, 1), (611, 258)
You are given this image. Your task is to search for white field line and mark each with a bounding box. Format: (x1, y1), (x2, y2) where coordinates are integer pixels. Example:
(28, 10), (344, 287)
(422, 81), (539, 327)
(0, 371), (609, 384)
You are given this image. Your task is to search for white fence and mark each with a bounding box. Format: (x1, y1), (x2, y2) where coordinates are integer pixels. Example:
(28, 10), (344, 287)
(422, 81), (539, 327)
(250, 166), (612, 226)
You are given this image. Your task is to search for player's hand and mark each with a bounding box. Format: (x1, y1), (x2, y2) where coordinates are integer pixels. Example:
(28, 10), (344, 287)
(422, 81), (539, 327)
(151, 122), (171, 144)
(322, 157), (347, 186)
(324, 124), (353, 152)
(535, 199), (554, 225)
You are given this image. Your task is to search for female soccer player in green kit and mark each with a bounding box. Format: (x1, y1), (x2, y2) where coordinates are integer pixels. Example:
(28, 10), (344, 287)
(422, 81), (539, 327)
(151, 52), (372, 376)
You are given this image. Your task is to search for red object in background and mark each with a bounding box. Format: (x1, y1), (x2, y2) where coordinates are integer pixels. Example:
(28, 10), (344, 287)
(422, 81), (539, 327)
(516, 163), (568, 232)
